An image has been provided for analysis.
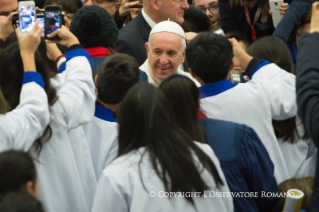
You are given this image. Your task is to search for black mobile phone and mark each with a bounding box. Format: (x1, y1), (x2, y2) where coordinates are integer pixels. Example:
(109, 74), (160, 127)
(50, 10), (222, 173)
(44, 5), (62, 40)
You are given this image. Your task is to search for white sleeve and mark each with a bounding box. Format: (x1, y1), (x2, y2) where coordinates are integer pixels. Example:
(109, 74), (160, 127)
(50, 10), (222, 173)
(92, 170), (129, 212)
(54, 50), (96, 130)
(0, 82), (49, 152)
(252, 63), (297, 120)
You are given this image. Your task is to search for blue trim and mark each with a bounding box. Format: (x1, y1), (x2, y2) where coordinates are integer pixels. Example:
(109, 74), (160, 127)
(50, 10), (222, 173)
(22, 72), (45, 89)
(292, 41), (298, 65)
(65, 49), (91, 65)
(59, 62), (66, 73)
(199, 79), (237, 99)
(94, 103), (117, 122)
(251, 60), (271, 77)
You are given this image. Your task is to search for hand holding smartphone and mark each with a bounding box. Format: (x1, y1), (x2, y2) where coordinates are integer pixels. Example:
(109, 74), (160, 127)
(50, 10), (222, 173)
(44, 5), (62, 41)
(269, 0), (284, 28)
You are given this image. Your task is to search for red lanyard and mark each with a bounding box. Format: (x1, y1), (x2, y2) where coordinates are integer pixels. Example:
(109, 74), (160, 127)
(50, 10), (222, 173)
(244, 6), (261, 40)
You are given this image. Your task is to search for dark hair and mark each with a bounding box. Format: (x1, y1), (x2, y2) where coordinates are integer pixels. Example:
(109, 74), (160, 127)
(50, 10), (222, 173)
(0, 89), (9, 114)
(97, 54), (139, 104)
(181, 5), (212, 33)
(186, 32), (233, 84)
(279, 177), (314, 210)
(246, 36), (309, 143)
(117, 83), (223, 205)
(159, 75), (208, 143)
(225, 30), (251, 47)
(247, 36), (293, 73)
(0, 41), (58, 155)
(229, 0), (269, 18)
(0, 151), (37, 200)
(300, 7), (312, 28)
(0, 192), (44, 212)
(43, 0), (83, 14)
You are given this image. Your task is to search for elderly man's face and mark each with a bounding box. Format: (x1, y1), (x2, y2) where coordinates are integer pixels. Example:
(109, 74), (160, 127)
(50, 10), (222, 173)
(157, 0), (189, 24)
(145, 32), (185, 82)
(0, 0), (17, 16)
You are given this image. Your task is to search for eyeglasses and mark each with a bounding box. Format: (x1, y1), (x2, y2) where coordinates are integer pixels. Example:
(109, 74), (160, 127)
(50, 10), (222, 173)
(196, 4), (219, 14)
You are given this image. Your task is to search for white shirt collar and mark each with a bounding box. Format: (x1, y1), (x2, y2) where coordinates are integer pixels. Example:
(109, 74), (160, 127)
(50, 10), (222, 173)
(141, 9), (157, 29)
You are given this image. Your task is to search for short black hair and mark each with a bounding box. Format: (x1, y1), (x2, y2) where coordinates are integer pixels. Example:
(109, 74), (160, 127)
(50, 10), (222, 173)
(0, 192), (45, 212)
(225, 30), (251, 47)
(186, 32), (233, 84)
(96, 53), (139, 104)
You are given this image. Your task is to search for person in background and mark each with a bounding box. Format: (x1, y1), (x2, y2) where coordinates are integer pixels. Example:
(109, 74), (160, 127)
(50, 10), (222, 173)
(83, 53), (139, 180)
(0, 13), (14, 48)
(92, 83), (233, 212)
(114, 0), (142, 29)
(296, 2), (319, 211)
(187, 32), (297, 184)
(159, 75), (281, 212)
(0, 192), (45, 212)
(0, 0), (17, 16)
(140, 20), (199, 87)
(193, 0), (221, 32)
(91, 0), (122, 16)
(69, 5), (118, 72)
(0, 151), (39, 200)
(115, 0), (189, 66)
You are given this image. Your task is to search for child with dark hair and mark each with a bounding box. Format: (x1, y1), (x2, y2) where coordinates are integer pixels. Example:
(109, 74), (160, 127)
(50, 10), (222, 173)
(187, 32), (297, 184)
(92, 83), (233, 212)
(0, 151), (38, 200)
(82, 53), (140, 180)
(0, 192), (45, 212)
(159, 75), (280, 212)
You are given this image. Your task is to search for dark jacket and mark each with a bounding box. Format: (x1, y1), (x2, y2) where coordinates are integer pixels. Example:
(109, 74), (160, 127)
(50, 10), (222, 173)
(296, 32), (319, 212)
(115, 12), (151, 66)
(219, 0), (292, 40)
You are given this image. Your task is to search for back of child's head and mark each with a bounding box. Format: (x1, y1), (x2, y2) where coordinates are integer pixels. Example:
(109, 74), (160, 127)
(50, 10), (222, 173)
(0, 151), (37, 199)
(0, 192), (44, 212)
(186, 32), (233, 84)
(247, 36), (293, 73)
(225, 30), (251, 48)
(96, 53), (139, 104)
(279, 176), (314, 210)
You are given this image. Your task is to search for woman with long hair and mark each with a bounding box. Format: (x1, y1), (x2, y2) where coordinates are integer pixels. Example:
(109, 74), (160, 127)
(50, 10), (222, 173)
(159, 75), (281, 212)
(92, 83), (233, 212)
(246, 36), (316, 178)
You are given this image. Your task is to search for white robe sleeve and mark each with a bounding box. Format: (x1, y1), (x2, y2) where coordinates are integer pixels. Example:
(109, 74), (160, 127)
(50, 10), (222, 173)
(252, 63), (297, 120)
(0, 82), (49, 152)
(54, 49), (96, 130)
(92, 170), (129, 212)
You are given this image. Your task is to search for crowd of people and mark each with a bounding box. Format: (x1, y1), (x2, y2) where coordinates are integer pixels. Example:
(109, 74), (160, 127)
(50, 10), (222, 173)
(0, 0), (319, 211)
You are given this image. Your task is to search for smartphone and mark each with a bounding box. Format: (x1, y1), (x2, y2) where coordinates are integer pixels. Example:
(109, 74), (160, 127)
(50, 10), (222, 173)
(129, 0), (143, 9)
(18, 1), (36, 33)
(45, 5), (62, 40)
(269, 0), (284, 28)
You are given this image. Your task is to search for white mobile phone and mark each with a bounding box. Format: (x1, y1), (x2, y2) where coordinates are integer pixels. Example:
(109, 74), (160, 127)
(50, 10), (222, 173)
(269, 0), (284, 28)
(18, 1), (36, 33)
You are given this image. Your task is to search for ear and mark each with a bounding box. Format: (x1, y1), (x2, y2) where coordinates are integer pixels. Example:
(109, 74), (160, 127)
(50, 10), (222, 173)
(145, 42), (150, 53)
(180, 50), (186, 64)
(189, 68), (196, 78)
(94, 75), (98, 86)
(150, 0), (160, 10)
(24, 181), (34, 196)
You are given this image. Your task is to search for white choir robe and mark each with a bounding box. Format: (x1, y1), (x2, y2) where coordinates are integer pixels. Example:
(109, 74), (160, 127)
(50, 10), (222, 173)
(34, 49), (96, 212)
(0, 73), (49, 152)
(82, 103), (118, 181)
(200, 63), (297, 184)
(91, 142), (233, 212)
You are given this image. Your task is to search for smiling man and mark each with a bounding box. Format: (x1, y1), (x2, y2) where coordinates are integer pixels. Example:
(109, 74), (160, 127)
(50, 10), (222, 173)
(140, 21), (199, 86)
(0, 0), (17, 16)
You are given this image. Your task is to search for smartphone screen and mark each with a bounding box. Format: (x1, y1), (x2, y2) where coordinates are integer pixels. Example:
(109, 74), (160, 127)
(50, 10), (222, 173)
(15, 15), (45, 34)
(19, 4), (36, 33)
(45, 7), (61, 36)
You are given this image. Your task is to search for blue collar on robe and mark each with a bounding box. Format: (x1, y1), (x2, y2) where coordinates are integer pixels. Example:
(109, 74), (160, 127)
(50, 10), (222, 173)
(94, 103), (117, 122)
(199, 79), (237, 99)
